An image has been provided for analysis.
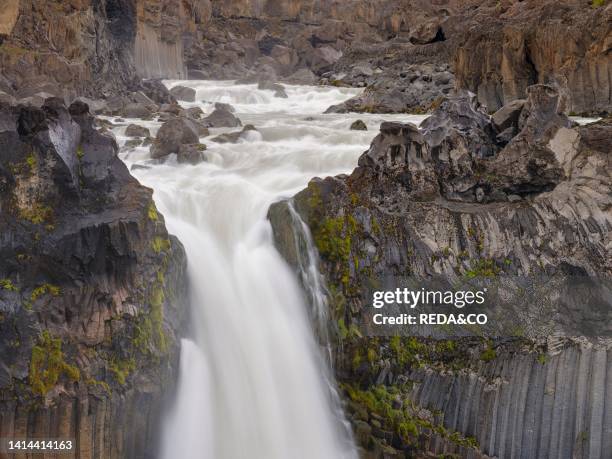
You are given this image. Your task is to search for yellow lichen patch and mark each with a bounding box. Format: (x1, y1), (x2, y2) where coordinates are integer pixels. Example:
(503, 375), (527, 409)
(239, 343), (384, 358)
(29, 331), (80, 396)
(109, 357), (135, 386)
(0, 279), (18, 291)
(147, 202), (159, 221)
(151, 237), (170, 254)
(19, 203), (54, 225)
(30, 283), (61, 301)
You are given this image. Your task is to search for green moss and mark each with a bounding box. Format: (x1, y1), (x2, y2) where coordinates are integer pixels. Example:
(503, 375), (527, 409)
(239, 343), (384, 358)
(315, 217), (350, 263)
(592, 0), (605, 7)
(86, 378), (111, 395)
(31, 283), (61, 301)
(147, 203), (159, 221)
(133, 268), (168, 354)
(390, 336), (427, 367)
(0, 279), (18, 291)
(370, 216), (381, 235)
(109, 357), (135, 385)
(19, 203), (54, 225)
(337, 318), (349, 340)
(480, 346), (497, 362)
(25, 153), (37, 172)
(29, 331), (80, 396)
(465, 258), (501, 279)
(151, 237), (170, 254)
(76, 145), (84, 160)
(537, 354), (547, 365)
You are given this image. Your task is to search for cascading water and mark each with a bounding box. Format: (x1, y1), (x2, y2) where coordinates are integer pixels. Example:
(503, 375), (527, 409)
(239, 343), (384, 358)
(113, 80), (427, 459)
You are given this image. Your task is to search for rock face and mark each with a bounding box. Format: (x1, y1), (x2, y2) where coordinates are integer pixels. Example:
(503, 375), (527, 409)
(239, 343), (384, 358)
(269, 85), (611, 457)
(325, 65), (454, 114)
(0, 98), (188, 458)
(452, 1), (612, 115)
(0, 0), (200, 98)
(176, 1), (610, 116)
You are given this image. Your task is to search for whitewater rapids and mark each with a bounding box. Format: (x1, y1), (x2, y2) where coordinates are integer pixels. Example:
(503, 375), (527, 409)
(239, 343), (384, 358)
(113, 80), (427, 459)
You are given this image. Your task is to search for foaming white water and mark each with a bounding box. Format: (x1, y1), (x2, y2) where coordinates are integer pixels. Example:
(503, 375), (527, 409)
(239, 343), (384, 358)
(114, 81), (427, 459)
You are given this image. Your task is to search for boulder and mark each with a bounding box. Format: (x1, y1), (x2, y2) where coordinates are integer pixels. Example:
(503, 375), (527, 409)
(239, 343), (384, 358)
(125, 124), (151, 138)
(409, 20), (444, 45)
(177, 143), (207, 165)
(214, 102), (235, 113)
(258, 81), (288, 98)
(124, 138), (142, 149)
(325, 65), (454, 114)
(203, 106), (242, 128)
(186, 106), (204, 119)
(139, 79), (177, 105)
(150, 118), (201, 158)
(170, 85), (197, 102)
(283, 68), (317, 85)
(492, 99), (526, 133)
(350, 120), (367, 131)
(211, 125), (258, 144)
(123, 102), (154, 119)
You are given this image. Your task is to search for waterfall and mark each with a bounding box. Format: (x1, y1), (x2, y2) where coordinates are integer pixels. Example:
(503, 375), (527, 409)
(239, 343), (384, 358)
(115, 80), (428, 459)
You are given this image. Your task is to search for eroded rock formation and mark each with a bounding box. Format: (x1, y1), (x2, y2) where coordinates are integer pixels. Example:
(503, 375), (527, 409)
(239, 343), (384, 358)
(269, 85), (611, 457)
(0, 97), (188, 458)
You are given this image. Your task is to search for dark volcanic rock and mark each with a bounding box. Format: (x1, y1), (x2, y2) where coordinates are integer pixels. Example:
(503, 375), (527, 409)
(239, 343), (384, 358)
(151, 117), (203, 159)
(177, 143), (207, 165)
(211, 124), (258, 144)
(258, 81), (288, 98)
(0, 98), (188, 458)
(125, 123), (151, 138)
(170, 85), (197, 102)
(453, 1), (611, 115)
(349, 120), (367, 131)
(325, 64), (454, 114)
(269, 84), (611, 458)
(203, 105), (242, 128)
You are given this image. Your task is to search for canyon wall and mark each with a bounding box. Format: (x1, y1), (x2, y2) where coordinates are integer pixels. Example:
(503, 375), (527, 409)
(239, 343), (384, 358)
(0, 0), (200, 98)
(269, 86), (612, 457)
(0, 98), (188, 458)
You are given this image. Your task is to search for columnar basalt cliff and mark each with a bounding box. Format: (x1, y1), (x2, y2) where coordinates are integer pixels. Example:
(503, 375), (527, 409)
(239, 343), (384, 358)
(0, 0), (200, 99)
(0, 98), (188, 458)
(452, 1), (612, 115)
(269, 85), (612, 457)
(176, 0), (612, 116)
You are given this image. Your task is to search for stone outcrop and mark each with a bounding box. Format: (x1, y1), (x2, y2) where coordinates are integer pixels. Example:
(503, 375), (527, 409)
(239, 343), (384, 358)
(202, 104), (242, 128)
(452, 1), (612, 115)
(0, 0), (201, 99)
(151, 116), (207, 159)
(0, 98), (188, 458)
(269, 85), (611, 457)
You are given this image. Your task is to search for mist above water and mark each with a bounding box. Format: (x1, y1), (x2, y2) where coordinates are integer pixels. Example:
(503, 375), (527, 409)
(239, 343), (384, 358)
(114, 80), (427, 459)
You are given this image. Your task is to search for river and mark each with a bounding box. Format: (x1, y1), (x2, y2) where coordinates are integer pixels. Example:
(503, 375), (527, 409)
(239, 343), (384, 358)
(112, 80), (427, 459)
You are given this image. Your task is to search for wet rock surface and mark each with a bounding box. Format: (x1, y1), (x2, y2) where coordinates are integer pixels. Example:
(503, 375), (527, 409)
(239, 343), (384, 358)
(202, 104), (242, 128)
(151, 117), (207, 159)
(211, 124), (258, 144)
(269, 85), (611, 458)
(170, 85), (197, 102)
(0, 98), (188, 457)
